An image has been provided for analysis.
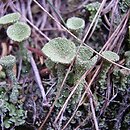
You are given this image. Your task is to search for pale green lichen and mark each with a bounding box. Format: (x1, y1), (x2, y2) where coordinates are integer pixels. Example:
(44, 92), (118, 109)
(66, 17), (85, 31)
(101, 51), (120, 62)
(72, 46), (98, 105)
(42, 37), (76, 64)
(7, 22), (31, 42)
(124, 51), (130, 66)
(0, 55), (16, 68)
(99, 51), (120, 89)
(0, 55), (16, 83)
(43, 39), (98, 108)
(85, 2), (100, 12)
(112, 51), (130, 93)
(85, 2), (102, 28)
(0, 55), (19, 103)
(0, 87), (26, 129)
(0, 12), (20, 25)
(66, 17), (85, 37)
(75, 46), (93, 68)
(45, 58), (56, 70)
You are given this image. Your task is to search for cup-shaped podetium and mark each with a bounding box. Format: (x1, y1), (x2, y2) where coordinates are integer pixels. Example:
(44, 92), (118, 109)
(7, 22), (31, 42)
(0, 55), (17, 83)
(75, 46), (97, 70)
(66, 17), (85, 36)
(0, 12), (21, 25)
(101, 51), (119, 62)
(42, 37), (76, 64)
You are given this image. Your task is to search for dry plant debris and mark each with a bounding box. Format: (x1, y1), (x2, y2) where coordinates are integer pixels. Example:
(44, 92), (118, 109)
(0, 0), (130, 130)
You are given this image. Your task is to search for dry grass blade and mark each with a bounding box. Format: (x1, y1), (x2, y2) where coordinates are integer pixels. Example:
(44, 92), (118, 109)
(29, 52), (47, 103)
(87, 87), (99, 130)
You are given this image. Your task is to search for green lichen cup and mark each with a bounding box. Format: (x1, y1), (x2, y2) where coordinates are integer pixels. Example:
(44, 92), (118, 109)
(66, 17), (85, 37)
(42, 37), (76, 64)
(7, 22), (31, 42)
(75, 46), (97, 70)
(102, 51), (119, 62)
(0, 12), (21, 25)
(66, 17), (85, 31)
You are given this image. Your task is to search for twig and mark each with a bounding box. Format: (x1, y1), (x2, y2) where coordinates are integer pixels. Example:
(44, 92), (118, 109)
(28, 51), (47, 104)
(108, 0), (118, 37)
(99, 10), (129, 52)
(47, 0), (66, 25)
(88, 90), (99, 130)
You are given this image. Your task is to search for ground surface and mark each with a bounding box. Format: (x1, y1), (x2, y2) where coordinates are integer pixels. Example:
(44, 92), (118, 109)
(0, 0), (130, 130)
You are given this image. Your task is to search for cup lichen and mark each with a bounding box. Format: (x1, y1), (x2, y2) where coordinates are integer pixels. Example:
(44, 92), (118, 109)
(7, 22), (31, 42)
(99, 51), (120, 88)
(66, 17), (85, 37)
(0, 55), (19, 103)
(66, 17), (85, 31)
(42, 40), (98, 108)
(42, 37), (76, 64)
(0, 12), (21, 25)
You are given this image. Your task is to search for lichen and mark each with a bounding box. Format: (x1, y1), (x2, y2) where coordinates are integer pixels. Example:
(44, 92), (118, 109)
(72, 46), (97, 105)
(43, 40), (98, 109)
(42, 37), (76, 64)
(0, 12), (20, 25)
(0, 55), (19, 103)
(66, 17), (85, 37)
(101, 51), (120, 62)
(98, 51), (120, 90)
(85, 2), (102, 28)
(66, 17), (85, 31)
(0, 87), (26, 129)
(7, 22), (31, 42)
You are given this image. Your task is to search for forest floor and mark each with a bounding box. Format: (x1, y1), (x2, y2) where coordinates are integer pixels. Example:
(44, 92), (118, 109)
(0, 0), (130, 130)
